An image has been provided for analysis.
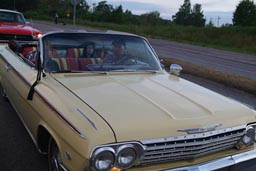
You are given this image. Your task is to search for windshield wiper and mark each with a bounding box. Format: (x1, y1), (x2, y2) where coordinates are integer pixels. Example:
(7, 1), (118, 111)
(108, 69), (160, 73)
(51, 70), (78, 73)
(50, 69), (160, 74)
(108, 69), (137, 72)
(51, 70), (110, 74)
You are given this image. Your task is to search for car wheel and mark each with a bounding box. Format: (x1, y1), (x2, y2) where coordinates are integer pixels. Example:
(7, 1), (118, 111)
(48, 138), (63, 171)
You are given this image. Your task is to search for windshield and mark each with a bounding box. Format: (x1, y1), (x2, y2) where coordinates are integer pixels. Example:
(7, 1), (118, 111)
(42, 32), (162, 73)
(0, 11), (26, 24)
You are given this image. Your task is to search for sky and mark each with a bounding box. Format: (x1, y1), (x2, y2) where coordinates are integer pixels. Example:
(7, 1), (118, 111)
(86, 0), (242, 26)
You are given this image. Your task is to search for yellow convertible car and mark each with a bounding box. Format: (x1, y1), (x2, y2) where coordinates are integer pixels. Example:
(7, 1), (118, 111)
(0, 31), (256, 171)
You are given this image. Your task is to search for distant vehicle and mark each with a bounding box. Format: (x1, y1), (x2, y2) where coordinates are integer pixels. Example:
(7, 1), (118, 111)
(1, 31), (256, 171)
(0, 9), (42, 42)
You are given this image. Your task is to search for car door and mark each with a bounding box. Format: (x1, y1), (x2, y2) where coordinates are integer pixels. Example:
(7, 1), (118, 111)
(0, 45), (39, 136)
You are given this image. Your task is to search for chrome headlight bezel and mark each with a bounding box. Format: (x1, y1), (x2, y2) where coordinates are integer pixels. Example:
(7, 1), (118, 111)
(243, 126), (254, 145)
(250, 123), (256, 142)
(91, 147), (115, 171)
(116, 144), (137, 169)
(236, 124), (256, 149)
(90, 142), (145, 171)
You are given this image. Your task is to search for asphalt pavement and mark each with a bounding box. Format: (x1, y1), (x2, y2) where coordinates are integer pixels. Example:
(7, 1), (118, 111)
(0, 85), (48, 171)
(151, 39), (256, 80)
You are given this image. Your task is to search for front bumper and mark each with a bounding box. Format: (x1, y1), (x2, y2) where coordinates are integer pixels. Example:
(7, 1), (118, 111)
(166, 149), (256, 171)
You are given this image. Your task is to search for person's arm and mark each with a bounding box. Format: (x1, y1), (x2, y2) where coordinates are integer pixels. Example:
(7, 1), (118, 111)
(103, 53), (115, 63)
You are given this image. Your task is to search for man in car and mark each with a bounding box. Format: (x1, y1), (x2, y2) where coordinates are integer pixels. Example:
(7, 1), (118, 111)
(103, 39), (127, 64)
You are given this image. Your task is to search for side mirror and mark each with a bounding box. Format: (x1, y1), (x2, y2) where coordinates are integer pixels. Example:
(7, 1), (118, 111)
(26, 21), (31, 25)
(170, 64), (183, 76)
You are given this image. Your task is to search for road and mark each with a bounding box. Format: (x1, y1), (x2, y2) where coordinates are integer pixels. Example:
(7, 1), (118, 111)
(0, 86), (48, 171)
(151, 39), (256, 80)
(0, 21), (256, 171)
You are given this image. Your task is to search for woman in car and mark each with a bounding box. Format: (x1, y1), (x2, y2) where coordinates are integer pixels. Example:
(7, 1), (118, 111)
(81, 42), (98, 58)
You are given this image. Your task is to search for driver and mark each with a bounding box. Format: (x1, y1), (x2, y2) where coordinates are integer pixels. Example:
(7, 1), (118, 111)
(103, 39), (127, 64)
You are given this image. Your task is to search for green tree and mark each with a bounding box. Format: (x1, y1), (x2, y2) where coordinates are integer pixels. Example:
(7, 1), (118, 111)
(93, 1), (113, 22)
(111, 5), (124, 23)
(190, 4), (206, 26)
(40, 0), (60, 10)
(123, 9), (133, 24)
(206, 19), (215, 27)
(172, 0), (205, 27)
(94, 1), (113, 13)
(0, 0), (40, 12)
(172, 0), (191, 25)
(233, 0), (256, 26)
(140, 11), (162, 25)
(76, 0), (90, 19)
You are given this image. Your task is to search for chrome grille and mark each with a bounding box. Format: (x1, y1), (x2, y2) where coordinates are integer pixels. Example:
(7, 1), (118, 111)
(0, 34), (33, 41)
(141, 126), (245, 165)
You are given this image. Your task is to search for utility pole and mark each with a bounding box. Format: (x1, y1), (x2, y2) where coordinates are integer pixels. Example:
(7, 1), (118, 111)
(210, 18), (214, 27)
(71, 0), (79, 26)
(73, 1), (76, 26)
(217, 16), (221, 27)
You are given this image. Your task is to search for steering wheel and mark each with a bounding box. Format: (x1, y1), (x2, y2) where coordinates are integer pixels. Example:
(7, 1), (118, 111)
(114, 56), (138, 65)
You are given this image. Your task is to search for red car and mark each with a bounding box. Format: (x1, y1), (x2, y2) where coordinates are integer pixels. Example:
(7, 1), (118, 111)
(0, 9), (42, 42)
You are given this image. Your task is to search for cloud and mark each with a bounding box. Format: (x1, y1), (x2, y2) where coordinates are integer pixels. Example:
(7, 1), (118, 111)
(107, 0), (240, 12)
(87, 0), (239, 23)
(88, 0), (175, 18)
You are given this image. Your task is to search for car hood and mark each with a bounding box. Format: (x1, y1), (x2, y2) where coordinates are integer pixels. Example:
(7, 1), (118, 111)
(0, 22), (40, 34)
(53, 73), (255, 142)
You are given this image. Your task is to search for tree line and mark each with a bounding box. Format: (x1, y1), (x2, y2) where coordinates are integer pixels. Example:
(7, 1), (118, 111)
(0, 0), (255, 27)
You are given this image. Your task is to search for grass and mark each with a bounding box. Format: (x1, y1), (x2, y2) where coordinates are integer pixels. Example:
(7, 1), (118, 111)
(25, 12), (256, 56)
(163, 57), (256, 95)
(75, 20), (256, 55)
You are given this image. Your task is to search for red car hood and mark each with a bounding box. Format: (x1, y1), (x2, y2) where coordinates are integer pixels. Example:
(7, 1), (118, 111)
(0, 22), (41, 35)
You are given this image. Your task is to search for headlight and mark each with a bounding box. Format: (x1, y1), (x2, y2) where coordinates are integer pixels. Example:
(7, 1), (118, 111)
(91, 147), (115, 171)
(90, 142), (144, 171)
(251, 124), (256, 143)
(243, 126), (254, 144)
(254, 127), (256, 142)
(32, 33), (42, 40)
(236, 125), (255, 149)
(117, 145), (137, 169)
(247, 124), (256, 142)
(37, 33), (43, 39)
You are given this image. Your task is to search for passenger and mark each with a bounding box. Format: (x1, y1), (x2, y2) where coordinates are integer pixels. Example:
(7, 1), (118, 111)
(81, 42), (98, 58)
(103, 39), (127, 64)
